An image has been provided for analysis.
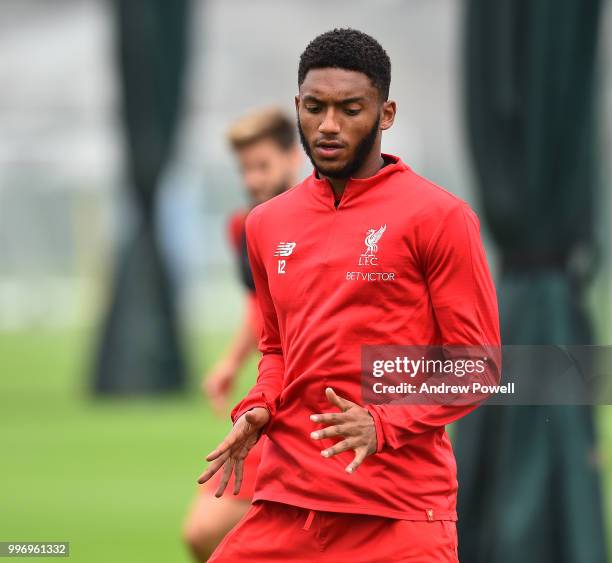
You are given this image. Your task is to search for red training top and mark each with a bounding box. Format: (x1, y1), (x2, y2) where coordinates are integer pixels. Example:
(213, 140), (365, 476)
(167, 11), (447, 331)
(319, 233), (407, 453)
(232, 154), (501, 521)
(227, 210), (264, 339)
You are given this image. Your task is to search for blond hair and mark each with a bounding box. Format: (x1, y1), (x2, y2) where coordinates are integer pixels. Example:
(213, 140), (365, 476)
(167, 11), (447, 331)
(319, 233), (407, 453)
(227, 107), (296, 151)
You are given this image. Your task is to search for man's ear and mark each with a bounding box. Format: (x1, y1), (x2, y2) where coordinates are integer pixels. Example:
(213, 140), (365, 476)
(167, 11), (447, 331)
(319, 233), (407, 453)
(380, 100), (397, 131)
(294, 94), (300, 114)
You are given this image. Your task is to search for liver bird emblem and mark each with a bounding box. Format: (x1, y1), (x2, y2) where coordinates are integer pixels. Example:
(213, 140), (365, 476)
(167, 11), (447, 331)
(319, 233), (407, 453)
(363, 224), (387, 256)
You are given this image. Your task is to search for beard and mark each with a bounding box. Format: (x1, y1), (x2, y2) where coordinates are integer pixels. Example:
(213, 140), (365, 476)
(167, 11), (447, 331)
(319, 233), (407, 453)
(297, 113), (381, 179)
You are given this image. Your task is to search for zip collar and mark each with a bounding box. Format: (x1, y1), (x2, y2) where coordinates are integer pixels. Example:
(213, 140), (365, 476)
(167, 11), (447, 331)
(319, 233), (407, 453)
(309, 153), (409, 209)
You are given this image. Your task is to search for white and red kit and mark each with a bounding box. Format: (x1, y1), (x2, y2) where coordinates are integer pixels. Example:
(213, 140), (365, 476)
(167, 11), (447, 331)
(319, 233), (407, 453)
(232, 154), (500, 521)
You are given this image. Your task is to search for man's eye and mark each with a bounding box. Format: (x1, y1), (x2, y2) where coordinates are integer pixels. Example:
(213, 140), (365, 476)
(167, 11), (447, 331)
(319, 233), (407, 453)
(305, 106), (321, 113)
(344, 108), (361, 116)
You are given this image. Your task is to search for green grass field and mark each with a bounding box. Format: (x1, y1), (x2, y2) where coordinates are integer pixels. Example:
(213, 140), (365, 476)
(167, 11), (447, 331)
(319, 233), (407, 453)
(1, 329), (612, 562)
(0, 328), (257, 563)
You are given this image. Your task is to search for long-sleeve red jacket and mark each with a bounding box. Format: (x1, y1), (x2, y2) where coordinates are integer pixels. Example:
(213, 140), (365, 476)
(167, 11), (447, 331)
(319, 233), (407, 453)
(231, 154), (501, 521)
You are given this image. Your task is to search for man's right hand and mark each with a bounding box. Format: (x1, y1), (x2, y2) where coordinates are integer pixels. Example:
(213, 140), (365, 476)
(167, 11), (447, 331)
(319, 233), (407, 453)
(197, 407), (270, 497)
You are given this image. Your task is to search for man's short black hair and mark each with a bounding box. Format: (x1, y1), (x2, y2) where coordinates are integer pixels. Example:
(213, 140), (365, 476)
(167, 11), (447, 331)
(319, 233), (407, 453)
(298, 28), (391, 101)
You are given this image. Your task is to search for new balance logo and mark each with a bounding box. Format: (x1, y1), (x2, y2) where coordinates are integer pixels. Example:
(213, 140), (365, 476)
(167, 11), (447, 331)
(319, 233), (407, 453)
(275, 242), (296, 257)
(275, 242), (296, 275)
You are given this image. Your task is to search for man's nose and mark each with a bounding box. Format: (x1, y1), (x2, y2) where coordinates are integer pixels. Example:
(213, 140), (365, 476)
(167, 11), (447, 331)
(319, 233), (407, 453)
(318, 108), (341, 134)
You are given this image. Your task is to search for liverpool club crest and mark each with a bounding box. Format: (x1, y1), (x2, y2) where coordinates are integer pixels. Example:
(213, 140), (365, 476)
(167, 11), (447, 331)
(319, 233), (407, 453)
(358, 224), (386, 266)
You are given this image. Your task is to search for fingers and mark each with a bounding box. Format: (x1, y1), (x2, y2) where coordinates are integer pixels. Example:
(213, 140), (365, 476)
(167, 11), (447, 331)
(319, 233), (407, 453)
(206, 430), (241, 462)
(207, 409), (267, 462)
(215, 458), (234, 498)
(311, 388), (356, 423)
(310, 424), (348, 440)
(197, 450), (230, 484)
(198, 444), (251, 497)
(345, 447), (368, 474)
(310, 412), (345, 424)
(325, 387), (353, 411)
(233, 457), (245, 495)
(309, 389), (374, 475)
(319, 438), (354, 459)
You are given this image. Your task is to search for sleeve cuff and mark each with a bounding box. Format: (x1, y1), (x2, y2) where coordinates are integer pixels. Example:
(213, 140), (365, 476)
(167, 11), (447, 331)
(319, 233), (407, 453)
(231, 393), (275, 434)
(365, 405), (386, 453)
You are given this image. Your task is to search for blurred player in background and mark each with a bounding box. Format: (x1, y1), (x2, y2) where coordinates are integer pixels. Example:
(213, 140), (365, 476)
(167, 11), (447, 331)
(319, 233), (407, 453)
(183, 107), (301, 561)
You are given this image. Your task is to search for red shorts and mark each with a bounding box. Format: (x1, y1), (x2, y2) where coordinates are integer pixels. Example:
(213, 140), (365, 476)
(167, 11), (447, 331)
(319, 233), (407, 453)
(209, 500), (459, 562)
(200, 439), (264, 501)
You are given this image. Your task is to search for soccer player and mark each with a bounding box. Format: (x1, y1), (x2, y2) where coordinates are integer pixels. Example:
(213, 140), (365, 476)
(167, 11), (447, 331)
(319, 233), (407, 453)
(183, 107), (301, 561)
(198, 29), (501, 562)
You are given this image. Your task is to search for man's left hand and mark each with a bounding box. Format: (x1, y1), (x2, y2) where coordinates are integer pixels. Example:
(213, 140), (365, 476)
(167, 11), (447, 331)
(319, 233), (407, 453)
(310, 387), (377, 474)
